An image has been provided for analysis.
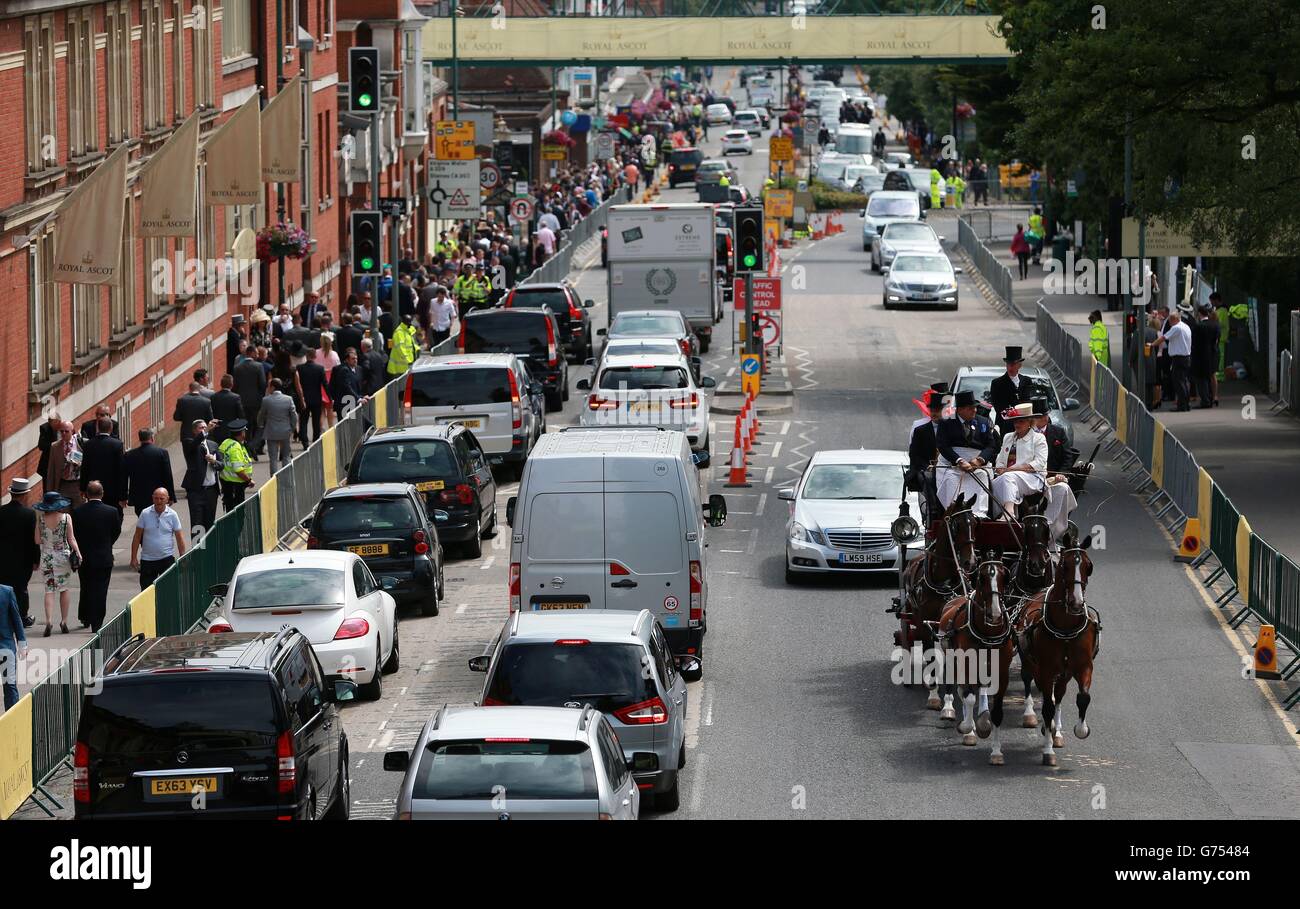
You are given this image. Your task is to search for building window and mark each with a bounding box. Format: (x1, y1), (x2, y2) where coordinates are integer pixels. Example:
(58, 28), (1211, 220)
(142, 0), (168, 131)
(29, 231), (61, 385)
(115, 395), (133, 443)
(149, 372), (165, 431)
(322, 0), (333, 46)
(199, 336), (213, 381)
(195, 164), (218, 291)
(222, 0), (253, 62)
(145, 236), (171, 313)
(67, 10), (98, 158)
(173, 0), (188, 121)
(24, 16), (58, 174)
(72, 285), (101, 359)
(299, 79), (312, 236)
(106, 2), (134, 144)
(111, 196), (138, 335)
(193, 0), (214, 108)
(318, 111), (331, 207)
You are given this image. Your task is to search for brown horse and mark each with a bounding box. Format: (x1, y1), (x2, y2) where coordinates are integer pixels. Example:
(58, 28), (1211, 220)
(1019, 532), (1099, 766)
(938, 559), (1016, 765)
(900, 493), (979, 717)
(1008, 492), (1054, 729)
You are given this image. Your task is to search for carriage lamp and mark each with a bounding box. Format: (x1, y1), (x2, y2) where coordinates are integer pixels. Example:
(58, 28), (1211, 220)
(891, 502), (920, 545)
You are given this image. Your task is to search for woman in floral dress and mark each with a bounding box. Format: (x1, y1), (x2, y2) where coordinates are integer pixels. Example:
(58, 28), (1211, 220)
(34, 491), (81, 637)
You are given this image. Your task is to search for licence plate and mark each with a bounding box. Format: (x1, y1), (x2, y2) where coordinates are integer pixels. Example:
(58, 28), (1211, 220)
(680, 165), (696, 171)
(627, 402), (657, 415)
(148, 776), (219, 798)
(348, 543), (390, 556)
(840, 553), (885, 564)
(459, 419), (482, 429)
(532, 601), (587, 611)
(416, 480), (445, 492)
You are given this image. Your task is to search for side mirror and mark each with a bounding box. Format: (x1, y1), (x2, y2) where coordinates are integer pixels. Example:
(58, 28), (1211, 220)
(506, 496), (517, 527)
(333, 679), (358, 703)
(691, 450), (711, 469)
(433, 509), (450, 524)
(699, 376), (717, 389)
(380, 576), (399, 591)
(675, 656), (702, 676)
(1063, 397), (1081, 411)
(705, 493), (728, 526)
(583, 299), (595, 309)
(953, 267), (963, 275)
(859, 209), (866, 217)
(382, 750), (410, 772)
(530, 383), (544, 396)
(627, 752), (659, 773)
(596, 328), (607, 336)
(575, 378), (591, 391)
(468, 654), (491, 673)
(584, 358), (596, 367)
(207, 583), (228, 598)
(938, 235), (947, 241)
(777, 487), (796, 501)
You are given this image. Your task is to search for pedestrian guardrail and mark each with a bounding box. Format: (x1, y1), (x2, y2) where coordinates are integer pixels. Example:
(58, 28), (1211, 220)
(1030, 303), (1300, 712)
(1, 338), (456, 819)
(518, 187), (628, 289)
(957, 216), (1014, 312)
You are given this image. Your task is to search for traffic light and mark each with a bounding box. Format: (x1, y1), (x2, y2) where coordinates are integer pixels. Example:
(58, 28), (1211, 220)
(350, 211), (382, 275)
(735, 205), (763, 273)
(348, 47), (379, 114)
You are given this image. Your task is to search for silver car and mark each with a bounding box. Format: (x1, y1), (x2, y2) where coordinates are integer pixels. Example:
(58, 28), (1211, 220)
(780, 449), (922, 583)
(385, 704), (644, 819)
(470, 609), (694, 812)
(882, 252), (961, 310)
(860, 190), (922, 249)
(871, 221), (944, 273)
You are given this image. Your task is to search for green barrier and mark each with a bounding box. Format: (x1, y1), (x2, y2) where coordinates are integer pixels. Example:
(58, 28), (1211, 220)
(1209, 483), (1239, 582)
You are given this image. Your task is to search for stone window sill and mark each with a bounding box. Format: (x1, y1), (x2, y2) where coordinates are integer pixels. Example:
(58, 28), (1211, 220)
(71, 347), (109, 375)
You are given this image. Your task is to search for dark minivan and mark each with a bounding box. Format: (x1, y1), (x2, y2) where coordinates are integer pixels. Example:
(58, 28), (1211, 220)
(459, 308), (569, 412)
(668, 147), (705, 187)
(74, 630), (354, 820)
(501, 282), (595, 363)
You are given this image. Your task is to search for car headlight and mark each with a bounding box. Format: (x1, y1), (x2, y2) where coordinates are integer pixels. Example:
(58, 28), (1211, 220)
(789, 522), (810, 542)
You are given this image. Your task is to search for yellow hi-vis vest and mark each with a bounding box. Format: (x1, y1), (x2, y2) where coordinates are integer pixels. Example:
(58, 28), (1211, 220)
(1089, 320), (1110, 367)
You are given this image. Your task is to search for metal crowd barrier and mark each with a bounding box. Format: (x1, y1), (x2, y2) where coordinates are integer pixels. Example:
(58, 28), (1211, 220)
(518, 187), (627, 289)
(957, 216), (1014, 309)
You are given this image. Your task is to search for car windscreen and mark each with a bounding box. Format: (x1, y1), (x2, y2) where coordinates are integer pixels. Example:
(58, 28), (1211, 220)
(232, 567), (346, 608)
(856, 174), (886, 193)
(957, 375), (1059, 409)
(354, 439), (459, 484)
(485, 642), (656, 715)
(698, 161), (726, 173)
(511, 289), (570, 323)
(413, 739), (597, 800)
(463, 314), (547, 355)
(410, 367), (511, 407)
(818, 161), (849, 181)
(891, 255), (951, 274)
(605, 340), (681, 359)
(317, 497), (417, 534)
(83, 680), (279, 755)
(670, 150), (702, 166)
(802, 463), (901, 500)
(835, 132), (873, 155)
(610, 315), (682, 337)
(868, 196), (920, 218)
(599, 366), (689, 391)
(884, 224), (935, 242)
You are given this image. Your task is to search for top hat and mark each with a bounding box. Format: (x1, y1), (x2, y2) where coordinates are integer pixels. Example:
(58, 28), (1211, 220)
(1002, 402), (1035, 421)
(1030, 397), (1050, 417)
(929, 382), (950, 394)
(231, 314), (246, 325)
(34, 491), (71, 512)
(953, 390), (978, 408)
(1003, 345), (1024, 364)
(8, 476), (34, 495)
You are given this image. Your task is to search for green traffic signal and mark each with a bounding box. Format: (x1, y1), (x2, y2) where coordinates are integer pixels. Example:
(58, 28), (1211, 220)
(360, 256), (375, 270)
(358, 93), (373, 108)
(743, 253), (757, 268)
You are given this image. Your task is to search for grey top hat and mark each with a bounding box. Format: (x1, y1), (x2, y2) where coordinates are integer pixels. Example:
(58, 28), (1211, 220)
(8, 476), (34, 495)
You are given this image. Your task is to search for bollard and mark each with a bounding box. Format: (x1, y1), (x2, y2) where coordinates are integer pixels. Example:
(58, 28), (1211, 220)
(1254, 625), (1281, 680)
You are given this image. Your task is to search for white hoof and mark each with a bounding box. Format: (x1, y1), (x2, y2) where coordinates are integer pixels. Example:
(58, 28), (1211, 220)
(940, 705), (957, 721)
(1042, 753), (1057, 767)
(957, 717), (974, 735)
(1074, 721), (1090, 740)
(962, 732), (978, 747)
(1053, 732), (1065, 748)
(1022, 713), (1039, 728)
(975, 711), (992, 738)
(989, 752), (1004, 766)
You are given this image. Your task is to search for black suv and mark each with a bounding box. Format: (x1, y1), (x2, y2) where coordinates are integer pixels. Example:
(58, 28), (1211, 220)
(668, 147), (705, 187)
(308, 483), (446, 616)
(74, 629), (354, 820)
(346, 424), (497, 559)
(459, 308), (569, 412)
(501, 282), (595, 363)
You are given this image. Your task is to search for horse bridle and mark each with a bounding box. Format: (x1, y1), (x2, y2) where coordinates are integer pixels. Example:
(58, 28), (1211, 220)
(942, 506), (978, 599)
(1039, 547), (1092, 641)
(963, 559), (1011, 647)
(1017, 513), (1053, 582)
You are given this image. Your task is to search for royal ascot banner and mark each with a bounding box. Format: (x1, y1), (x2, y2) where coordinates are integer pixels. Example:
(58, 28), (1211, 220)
(205, 95), (262, 206)
(261, 75), (302, 183)
(139, 110), (201, 237)
(53, 142), (130, 285)
(422, 15), (1010, 64)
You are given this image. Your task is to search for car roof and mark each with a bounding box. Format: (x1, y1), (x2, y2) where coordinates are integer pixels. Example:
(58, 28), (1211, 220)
(322, 482), (416, 500)
(432, 705), (587, 741)
(882, 221), (935, 233)
(363, 424), (457, 442)
(511, 282), (571, 292)
(530, 428), (687, 459)
(600, 352), (690, 369)
(612, 310), (686, 325)
(105, 632), (289, 675)
(234, 550), (356, 572)
(605, 337), (681, 350)
(869, 190), (921, 201)
(510, 609), (651, 643)
(413, 353), (516, 371)
(467, 306), (550, 317)
(735, 110), (761, 117)
(809, 449), (908, 466)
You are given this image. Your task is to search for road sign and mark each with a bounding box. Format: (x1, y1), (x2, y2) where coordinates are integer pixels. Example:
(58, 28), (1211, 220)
(378, 197), (408, 218)
(733, 276), (781, 311)
(595, 133), (615, 160)
(757, 314), (781, 348)
(480, 161), (502, 191)
(541, 145), (568, 161)
(427, 159), (481, 218)
(741, 353), (761, 397)
(770, 136), (794, 163)
(764, 189), (794, 219)
(510, 196), (535, 223)
(434, 121), (476, 160)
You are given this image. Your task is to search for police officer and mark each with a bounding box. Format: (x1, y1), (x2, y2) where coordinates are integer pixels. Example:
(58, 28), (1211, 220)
(387, 314), (420, 378)
(934, 390), (999, 516)
(217, 419), (254, 513)
(1088, 310), (1110, 368)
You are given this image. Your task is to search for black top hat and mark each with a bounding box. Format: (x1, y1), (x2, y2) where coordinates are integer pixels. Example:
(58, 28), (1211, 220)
(226, 418), (249, 434)
(1030, 397), (1050, 416)
(1003, 345), (1024, 364)
(953, 390), (978, 408)
(929, 382), (949, 394)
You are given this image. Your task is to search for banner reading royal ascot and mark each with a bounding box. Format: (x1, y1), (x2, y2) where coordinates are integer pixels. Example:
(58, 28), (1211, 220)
(52, 141), (130, 285)
(138, 109), (201, 237)
(205, 95), (262, 205)
(261, 75), (302, 183)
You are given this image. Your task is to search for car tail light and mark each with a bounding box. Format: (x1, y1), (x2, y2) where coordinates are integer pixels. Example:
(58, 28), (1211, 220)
(613, 697), (669, 725)
(554, 639), (590, 646)
(609, 562), (630, 576)
(413, 529), (429, 555)
(334, 617), (371, 640)
(588, 395), (616, 411)
(567, 293), (583, 323)
(669, 393), (699, 409)
(509, 562), (520, 613)
(404, 374), (413, 415)
(482, 696), (507, 706)
(208, 621), (233, 633)
(306, 536), (319, 549)
(277, 730), (296, 795)
(502, 289), (516, 309)
(437, 484), (475, 506)
(689, 560), (702, 626)
(507, 368), (522, 430)
(73, 742), (89, 803)
(546, 318), (558, 367)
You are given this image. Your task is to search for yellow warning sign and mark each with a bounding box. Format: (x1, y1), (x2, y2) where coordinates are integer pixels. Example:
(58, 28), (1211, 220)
(770, 136), (794, 163)
(434, 121), (476, 160)
(542, 145), (568, 161)
(1255, 625), (1281, 679)
(764, 189), (794, 219)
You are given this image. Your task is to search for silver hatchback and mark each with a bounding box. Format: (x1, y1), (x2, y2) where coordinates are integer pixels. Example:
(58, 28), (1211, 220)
(384, 704), (645, 819)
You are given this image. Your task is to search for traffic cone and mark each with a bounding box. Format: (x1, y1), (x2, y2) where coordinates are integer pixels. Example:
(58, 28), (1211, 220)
(813, 216), (825, 240)
(750, 393), (763, 435)
(1254, 625), (1281, 680)
(1175, 517), (1204, 562)
(732, 416), (751, 465)
(724, 423), (751, 488)
(741, 406), (754, 453)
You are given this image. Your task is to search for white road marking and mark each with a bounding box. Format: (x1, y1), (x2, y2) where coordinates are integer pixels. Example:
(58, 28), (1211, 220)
(780, 421), (790, 435)
(456, 603), (469, 615)
(756, 492), (768, 516)
(377, 729), (395, 750)
(719, 549), (745, 553)
(771, 441), (782, 458)
(765, 466), (774, 484)
(480, 556), (495, 570)
(688, 752), (709, 812)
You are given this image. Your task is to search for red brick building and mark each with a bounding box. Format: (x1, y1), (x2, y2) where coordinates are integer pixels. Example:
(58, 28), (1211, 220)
(0, 0), (344, 493)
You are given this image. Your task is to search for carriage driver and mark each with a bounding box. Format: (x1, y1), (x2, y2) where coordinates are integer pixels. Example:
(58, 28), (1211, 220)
(935, 389), (999, 516)
(992, 402), (1048, 519)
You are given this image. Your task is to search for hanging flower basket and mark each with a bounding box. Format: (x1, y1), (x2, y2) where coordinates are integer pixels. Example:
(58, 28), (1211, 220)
(255, 222), (311, 261)
(542, 129), (575, 148)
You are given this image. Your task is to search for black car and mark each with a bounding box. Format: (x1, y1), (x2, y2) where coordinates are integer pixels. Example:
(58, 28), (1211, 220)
(501, 282), (595, 363)
(883, 168), (933, 211)
(459, 308), (569, 412)
(346, 424), (497, 559)
(308, 483), (446, 616)
(668, 147), (705, 187)
(74, 629), (354, 820)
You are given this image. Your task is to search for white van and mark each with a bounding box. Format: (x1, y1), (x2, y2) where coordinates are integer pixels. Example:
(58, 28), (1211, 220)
(505, 428), (727, 679)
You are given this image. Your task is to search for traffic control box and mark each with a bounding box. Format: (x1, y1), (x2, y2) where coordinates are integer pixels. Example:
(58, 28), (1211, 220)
(1254, 625), (1281, 680)
(1175, 517), (1204, 562)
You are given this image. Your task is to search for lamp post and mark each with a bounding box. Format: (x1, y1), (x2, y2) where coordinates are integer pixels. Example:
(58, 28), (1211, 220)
(451, 0), (459, 118)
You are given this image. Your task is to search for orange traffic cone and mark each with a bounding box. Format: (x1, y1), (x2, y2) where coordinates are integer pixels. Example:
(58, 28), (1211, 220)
(813, 216), (825, 241)
(724, 442), (751, 487)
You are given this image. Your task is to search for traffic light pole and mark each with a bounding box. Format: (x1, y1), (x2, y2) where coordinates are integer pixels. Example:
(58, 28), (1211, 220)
(744, 271), (756, 357)
(371, 111), (381, 337)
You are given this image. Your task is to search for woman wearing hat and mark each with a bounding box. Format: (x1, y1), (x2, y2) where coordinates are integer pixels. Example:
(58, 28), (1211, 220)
(991, 402), (1048, 520)
(34, 491), (82, 637)
(319, 332), (340, 430)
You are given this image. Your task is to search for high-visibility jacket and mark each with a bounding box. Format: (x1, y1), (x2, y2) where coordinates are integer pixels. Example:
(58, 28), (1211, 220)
(454, 275), (486, 309)
(1089, 321), (1110, 367)
(218, 438), (253, 484)
(388, 324), (419, 375)
(950, 175), (965, 208)
(929, 170), (943, 209)
(435, 239), (457, 256)
(1027, 213), (1044, 240)
(718, 175), (730, 187)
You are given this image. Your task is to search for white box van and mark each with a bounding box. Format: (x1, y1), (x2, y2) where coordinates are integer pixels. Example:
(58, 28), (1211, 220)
(505, 428), (727, 679)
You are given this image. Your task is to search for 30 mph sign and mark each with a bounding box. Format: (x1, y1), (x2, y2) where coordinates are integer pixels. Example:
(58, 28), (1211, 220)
(479, 161), (502, 191)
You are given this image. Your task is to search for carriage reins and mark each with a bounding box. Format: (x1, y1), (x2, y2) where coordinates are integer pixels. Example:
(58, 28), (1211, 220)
(958, 560), (1013, 647)
(1032, 547), (1099, 642)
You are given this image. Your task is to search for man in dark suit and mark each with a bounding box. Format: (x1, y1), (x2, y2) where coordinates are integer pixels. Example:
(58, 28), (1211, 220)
(210, 374), (245, 443)
(123, 428), (176, 515)
(360, 338), (388, 395)
(328, 348), (366, 419)
(378, 302), (397, 349)
(988, 345), (1027, 437)
(0, 477), (40, 626)
(299, 291), (327, 330)
(71, 480), (122, 632)
(234, 352), (268, 457)
(907, 384), (949, 522)
(79, 417), (127, 513)
(173, 381), (214, 444)
(296, 347), (328, 449)
(226, 314), (247, 376)
(182, 419), (222, 534)
(335, 313), (364, 360)
(36, 412), (63, 490)
(79, 403), (121, 444)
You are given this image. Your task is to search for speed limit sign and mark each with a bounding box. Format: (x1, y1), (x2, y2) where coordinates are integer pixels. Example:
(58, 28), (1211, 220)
(480, 161), (502, 191)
